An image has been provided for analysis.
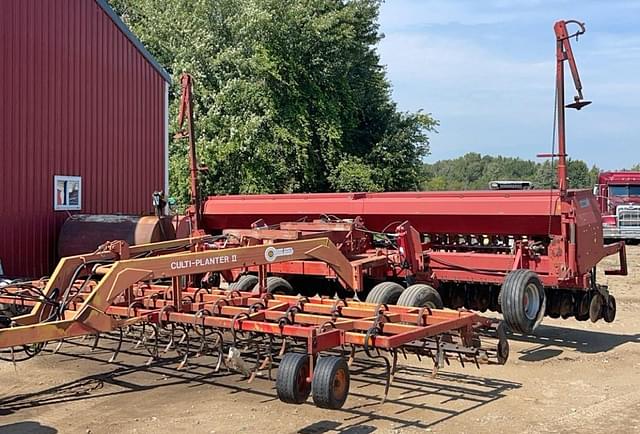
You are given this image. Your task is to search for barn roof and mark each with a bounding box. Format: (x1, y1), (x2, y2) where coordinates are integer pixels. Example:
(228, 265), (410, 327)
(97, 0), (171, 83)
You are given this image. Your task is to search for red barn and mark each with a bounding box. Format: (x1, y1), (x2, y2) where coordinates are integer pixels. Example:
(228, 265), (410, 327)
(0, 0), (170, 277)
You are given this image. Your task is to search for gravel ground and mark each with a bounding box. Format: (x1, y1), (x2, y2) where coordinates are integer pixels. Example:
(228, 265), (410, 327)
(1, 247), (638, 434)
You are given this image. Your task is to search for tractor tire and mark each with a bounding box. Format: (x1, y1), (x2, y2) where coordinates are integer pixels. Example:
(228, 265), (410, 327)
(365, 282), (404, 305)
(276, 352), (311, 404)
(311, 356), (350, 409)
(603, 295), (616, 323)
(397, 284), (443, 309)
(252, 276), (295, 295)
(499, 269), (546, 334)
(228, 274), (258, 292)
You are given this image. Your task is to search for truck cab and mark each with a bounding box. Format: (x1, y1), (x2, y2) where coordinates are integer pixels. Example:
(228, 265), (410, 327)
(595, 171), (640, 241)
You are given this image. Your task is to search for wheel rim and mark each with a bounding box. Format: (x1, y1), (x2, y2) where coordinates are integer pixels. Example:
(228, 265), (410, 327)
(333, 368), (347, 398)
(523, 283), (541, 321)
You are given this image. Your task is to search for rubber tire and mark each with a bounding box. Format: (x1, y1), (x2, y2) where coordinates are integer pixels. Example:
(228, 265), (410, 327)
(252, 276), (295, 295)
(365, 282), (404, 305)
(496, 323), (510, 365)
(603, 295), (616, 323)
(228, 274), (258, 292)
(312, 356), (350, 409)
(397, 284), (443, 309)
(276, 353), (311, 404)
(499, 269), (546, 334)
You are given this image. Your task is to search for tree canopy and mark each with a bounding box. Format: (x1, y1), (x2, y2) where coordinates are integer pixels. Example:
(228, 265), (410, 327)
(422, 153), (601, 191)
(110, 0), (437, 204)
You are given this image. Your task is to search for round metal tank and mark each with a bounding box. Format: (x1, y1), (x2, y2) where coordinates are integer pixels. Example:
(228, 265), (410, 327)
(58, 215), (176, 257)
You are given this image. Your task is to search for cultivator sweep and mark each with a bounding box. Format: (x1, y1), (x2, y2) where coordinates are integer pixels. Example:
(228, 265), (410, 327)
(0, 237), (507, 409)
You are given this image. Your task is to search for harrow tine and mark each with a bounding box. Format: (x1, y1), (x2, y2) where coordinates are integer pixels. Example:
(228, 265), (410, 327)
(400, 347), (408, 360)
(53, 339), (64, 354)
(144, 323), (159, 366)
(177, 351), (189, 370)
(213, 332), (225, 372)
(266, 355), (273, 381)
(363, 325), (393, 403)
(347, 345), (356, 367)
(247, 343), (262, 383)
(176, 325), (191, 370)
(163, 335), (173, 353)
(196, 333), (207, 357)
(249, 354), (272, 384)
(91, 333), (100, 352)
(162, 323), (176, 354)
(178, 329), (188, 345)
(390, 349), (398, 385)
(431, 336), (442, 379)
(381, 354), (391, 403)
(108, 328), (123, 363)
(278, 338), (287, 356)
(134, 323), (145, 349)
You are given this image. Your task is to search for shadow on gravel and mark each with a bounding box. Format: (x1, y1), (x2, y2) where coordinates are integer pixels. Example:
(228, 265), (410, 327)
(0, 336), (521, 431)
(298, 420), (376, 434)
(0, 421), (57, 434)
(509, 325), (640, 360)
(518, 348), (563, 362)
(510, 323), (640, 359)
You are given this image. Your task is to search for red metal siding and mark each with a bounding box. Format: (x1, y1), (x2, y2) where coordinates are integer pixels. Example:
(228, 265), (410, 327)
(0, 0), (166, 277)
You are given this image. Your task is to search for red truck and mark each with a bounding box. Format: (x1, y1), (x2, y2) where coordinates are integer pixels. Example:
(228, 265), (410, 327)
(595, 172), (640, 242)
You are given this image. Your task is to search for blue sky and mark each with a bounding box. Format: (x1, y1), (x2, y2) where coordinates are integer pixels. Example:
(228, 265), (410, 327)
(378, 0), (640, 169)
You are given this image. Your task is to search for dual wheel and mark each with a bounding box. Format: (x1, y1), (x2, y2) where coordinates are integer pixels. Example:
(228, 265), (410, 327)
(365, 281), (443, 308)
(229, 275), (294, 295)
(276, 353), (349, 409)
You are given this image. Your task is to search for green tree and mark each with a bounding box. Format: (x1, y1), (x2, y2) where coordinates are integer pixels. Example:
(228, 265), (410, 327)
(423, 153), (599, 191)
(110, 0), (436, 204)
(328, 157), (381, 192)
(567, 160), (591, 188)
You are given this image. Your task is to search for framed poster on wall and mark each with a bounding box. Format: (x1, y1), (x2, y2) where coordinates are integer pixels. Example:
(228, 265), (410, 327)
(54, 175), (82, 211)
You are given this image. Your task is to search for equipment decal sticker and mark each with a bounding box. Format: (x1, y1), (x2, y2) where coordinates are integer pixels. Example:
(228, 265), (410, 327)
(170, 255), (238, 270)
(264, 246), (294, 262)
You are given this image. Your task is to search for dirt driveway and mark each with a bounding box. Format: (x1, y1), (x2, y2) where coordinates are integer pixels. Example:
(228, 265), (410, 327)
(1, 247), (639, 434)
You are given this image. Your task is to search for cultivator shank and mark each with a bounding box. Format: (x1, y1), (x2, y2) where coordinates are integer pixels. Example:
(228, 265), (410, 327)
(0, 237), (507, 409)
